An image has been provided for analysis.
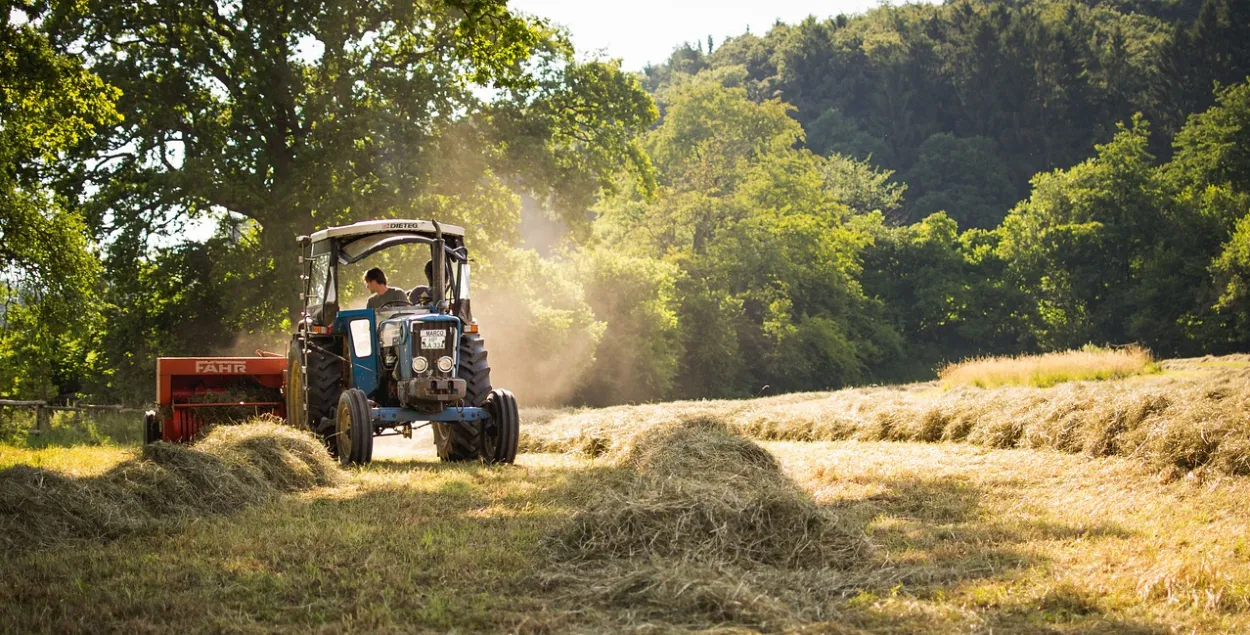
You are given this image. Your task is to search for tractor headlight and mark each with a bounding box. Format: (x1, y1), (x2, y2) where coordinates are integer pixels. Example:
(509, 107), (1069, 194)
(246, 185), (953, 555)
(436, 356), (454, 373)
(412, 357), (429, 373)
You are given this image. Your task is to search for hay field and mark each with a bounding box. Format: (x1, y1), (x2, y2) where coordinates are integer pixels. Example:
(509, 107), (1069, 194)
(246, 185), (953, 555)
(939, 345), (1159, 388)
(1, 354), (1248, 633)
(524, 355), (1250, 479)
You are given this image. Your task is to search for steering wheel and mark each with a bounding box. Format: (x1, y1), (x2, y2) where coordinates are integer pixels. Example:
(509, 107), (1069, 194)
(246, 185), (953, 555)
(378, 300), (411, 311)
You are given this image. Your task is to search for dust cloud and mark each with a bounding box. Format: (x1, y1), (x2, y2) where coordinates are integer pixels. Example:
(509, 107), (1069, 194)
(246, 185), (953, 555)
(214, 331), (291, 358)
(472, 284), (599, 408)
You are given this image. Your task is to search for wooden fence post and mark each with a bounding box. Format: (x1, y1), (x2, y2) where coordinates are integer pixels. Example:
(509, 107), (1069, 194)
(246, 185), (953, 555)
(35, 405), (48, 434)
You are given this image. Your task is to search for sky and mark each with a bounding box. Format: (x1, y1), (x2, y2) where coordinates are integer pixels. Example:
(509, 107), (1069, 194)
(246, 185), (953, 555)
(508, 0), (911, 71)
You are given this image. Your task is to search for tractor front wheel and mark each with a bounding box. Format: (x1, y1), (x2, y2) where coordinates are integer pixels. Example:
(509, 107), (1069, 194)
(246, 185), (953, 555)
(480, 389), (519, 464)
(335, 388), (374, 466)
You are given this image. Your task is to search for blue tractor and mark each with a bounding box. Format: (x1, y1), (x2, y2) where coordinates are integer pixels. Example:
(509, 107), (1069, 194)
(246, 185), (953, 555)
(285, 219), (518, 465)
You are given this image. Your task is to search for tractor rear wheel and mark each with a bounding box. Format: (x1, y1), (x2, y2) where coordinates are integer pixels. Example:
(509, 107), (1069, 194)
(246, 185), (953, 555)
(287, 336), (343, 454)
(480, 389), (519, 464)
(458, 332), (492, 405)
(335, 388), (373, 466)
(434, 332), (493, 462)
(284, 343), (306, 427)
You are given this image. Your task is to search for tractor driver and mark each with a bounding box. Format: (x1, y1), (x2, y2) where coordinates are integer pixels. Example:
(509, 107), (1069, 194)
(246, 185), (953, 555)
(364, 267), (410, 310)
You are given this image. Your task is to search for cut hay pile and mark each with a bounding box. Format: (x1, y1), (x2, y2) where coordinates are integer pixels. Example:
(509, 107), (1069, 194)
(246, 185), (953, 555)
(521, 358), (1250, 478)
(0, 419), (337, 554)
(541, 416), (867, 628)
(553, 416), (865, 567)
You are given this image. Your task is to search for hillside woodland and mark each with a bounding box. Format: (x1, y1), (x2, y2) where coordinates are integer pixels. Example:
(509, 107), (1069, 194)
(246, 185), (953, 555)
(3, 0), (1250, 406)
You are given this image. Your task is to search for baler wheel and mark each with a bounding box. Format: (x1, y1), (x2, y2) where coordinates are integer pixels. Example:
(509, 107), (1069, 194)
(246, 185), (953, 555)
(480, 388), (519, 465)
(335, 388), (374, 466)
(142, 411), (161, 444)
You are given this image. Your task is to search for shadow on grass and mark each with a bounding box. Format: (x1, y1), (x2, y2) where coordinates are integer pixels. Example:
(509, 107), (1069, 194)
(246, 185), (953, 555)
(0, 452), (623, 634)
(823, 475), (1160, 634)
(0, 449), (1170, 635)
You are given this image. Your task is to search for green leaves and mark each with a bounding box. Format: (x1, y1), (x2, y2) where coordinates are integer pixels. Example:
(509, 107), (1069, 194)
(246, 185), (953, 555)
(594, 74), (902, 396)
(0, 14), (117, 398)
(23, 0), (658, 402)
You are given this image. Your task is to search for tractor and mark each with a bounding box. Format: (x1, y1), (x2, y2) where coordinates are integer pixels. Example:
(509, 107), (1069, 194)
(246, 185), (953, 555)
(143, 219), (519, 466)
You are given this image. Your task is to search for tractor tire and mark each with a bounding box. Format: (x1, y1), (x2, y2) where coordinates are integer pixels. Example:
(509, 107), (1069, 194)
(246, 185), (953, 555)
(287, 336), (343, 453)
(433, 332), (493, 462)
(284, 343), (307, 428)
(480, 389), (519, 464)
(458, 332), (493, 405)
(142, 411), (161, 444)
(433, 419), (479, 462)
(335, 388), (374, 466)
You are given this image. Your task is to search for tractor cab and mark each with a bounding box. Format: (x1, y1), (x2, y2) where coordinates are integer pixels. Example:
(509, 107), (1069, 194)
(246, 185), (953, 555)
(286, 219), (517, 466)
(301, 219), (471, 326)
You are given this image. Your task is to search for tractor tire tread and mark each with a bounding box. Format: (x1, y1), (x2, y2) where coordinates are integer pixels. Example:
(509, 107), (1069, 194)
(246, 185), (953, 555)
(435, 332), (492, 462)
(337, 388), (374, 465)
(481, 389), (519, 464)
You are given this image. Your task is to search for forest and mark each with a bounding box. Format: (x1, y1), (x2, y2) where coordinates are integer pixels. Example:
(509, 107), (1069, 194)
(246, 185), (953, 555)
(3, 0), (1250, 407)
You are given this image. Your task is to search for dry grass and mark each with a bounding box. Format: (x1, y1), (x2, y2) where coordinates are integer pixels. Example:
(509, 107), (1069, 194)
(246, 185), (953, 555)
(0, 418), (337, 554)
(767, 440), (1250, 634)
(940, 344), (1159, 388)
(2, 429), (1250, 632)
(2, 353), (1250, 633)
(522, 355), (1250, 478)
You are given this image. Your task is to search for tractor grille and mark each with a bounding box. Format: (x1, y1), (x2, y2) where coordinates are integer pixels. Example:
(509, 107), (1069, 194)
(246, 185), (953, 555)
(412, 324), (457, 376)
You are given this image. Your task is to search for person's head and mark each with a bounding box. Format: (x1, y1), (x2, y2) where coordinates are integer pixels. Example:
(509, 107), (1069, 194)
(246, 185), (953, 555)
(364, 267), (387, 294)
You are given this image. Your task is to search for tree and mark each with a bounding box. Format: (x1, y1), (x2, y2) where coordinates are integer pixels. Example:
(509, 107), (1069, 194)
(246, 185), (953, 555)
(1167, 78), (1250, 194)
(1212, 212), (1250, 343)
(0, 8), (118, 398)
(572, 251), (682, 406)
(860, 213), (1032, 379)
(822, 153), (906, 219)
(902, 133), (1018, 228)
(42, 0), (656, 318)
(1163, 78), (1250, 350)
(597, 74), (902, 396)
(805, 109), (893, 165)
(998, 117), (1167, 349)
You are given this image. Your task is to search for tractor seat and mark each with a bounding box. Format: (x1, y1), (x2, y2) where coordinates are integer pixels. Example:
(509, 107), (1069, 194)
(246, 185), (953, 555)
(408, 285), (431, 305)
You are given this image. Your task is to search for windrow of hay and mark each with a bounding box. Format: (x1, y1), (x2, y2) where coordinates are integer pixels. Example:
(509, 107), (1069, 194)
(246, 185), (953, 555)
(521, 359), (1250, 478)
(540, 416), (867, 629)
(940, 344), (1158, 388)
(550, 416), (867, 567)
(0, 419), (338, 554)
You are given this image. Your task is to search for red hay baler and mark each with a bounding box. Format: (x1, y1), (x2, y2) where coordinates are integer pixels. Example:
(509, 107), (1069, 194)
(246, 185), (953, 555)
(143, 353), (288, 443)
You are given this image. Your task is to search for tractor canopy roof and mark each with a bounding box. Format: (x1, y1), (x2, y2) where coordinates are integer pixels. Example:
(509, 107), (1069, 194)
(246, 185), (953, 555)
(309, 219), (467, 265)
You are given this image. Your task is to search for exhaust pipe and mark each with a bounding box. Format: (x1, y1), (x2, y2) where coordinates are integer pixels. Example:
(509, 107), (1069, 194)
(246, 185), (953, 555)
(430, 220), (446, 312)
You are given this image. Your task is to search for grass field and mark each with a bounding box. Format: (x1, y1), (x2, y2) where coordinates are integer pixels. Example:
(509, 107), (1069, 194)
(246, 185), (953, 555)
(939, 345), (1159, 388)
(1, 354), (1248, 633)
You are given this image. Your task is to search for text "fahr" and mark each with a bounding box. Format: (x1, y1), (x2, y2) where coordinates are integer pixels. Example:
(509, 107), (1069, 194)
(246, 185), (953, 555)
(195, 361), (247, 373)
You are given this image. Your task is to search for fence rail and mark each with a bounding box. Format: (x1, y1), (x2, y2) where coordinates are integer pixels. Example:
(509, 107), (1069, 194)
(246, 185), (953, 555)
(0, 399), (146, 434)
